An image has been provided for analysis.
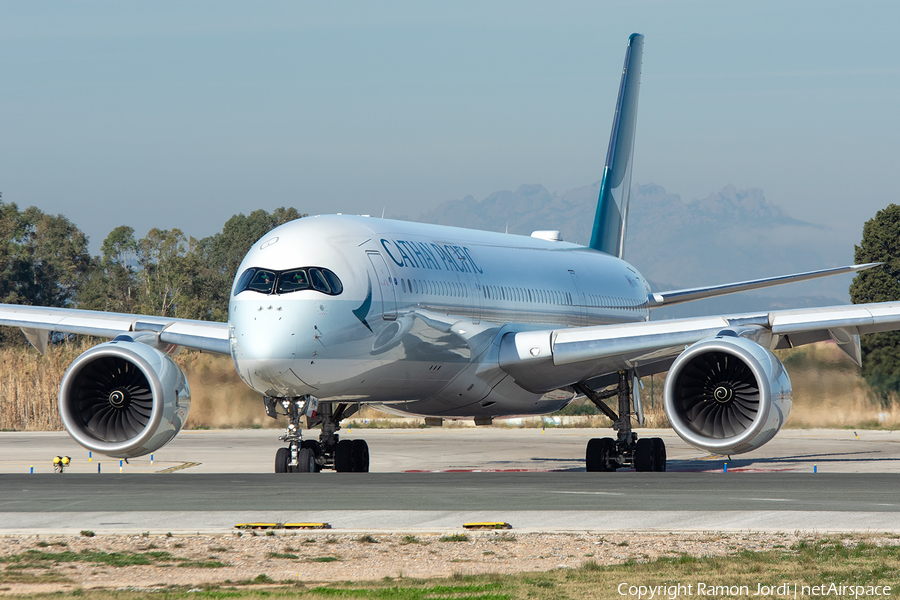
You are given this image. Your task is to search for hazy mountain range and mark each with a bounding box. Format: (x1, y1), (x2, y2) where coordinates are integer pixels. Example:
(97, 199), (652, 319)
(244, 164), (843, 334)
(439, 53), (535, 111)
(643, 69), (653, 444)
(406, 182), (858, 319)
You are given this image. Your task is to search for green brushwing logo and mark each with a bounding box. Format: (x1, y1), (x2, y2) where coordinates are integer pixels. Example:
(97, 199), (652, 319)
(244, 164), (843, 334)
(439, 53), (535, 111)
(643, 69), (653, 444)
(353, 276), (373, 332)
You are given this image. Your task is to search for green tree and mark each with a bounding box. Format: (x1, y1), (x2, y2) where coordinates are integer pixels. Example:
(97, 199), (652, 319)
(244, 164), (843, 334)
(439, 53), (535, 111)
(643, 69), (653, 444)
(0, 201), (90, 307)
(76, 226), (140, 313)
(850, 203), (900, 404)
(0, 200), (91, 346)
(136, 228), (192, 318)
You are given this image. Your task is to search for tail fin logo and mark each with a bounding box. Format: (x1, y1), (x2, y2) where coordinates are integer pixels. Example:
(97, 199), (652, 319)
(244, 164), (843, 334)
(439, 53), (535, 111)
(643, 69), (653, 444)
(588, 33), (643, 258)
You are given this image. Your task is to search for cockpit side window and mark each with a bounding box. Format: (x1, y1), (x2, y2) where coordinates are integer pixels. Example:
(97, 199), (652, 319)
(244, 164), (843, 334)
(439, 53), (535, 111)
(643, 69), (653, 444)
(323, 269), (343, 295)
(308, 268), (331, 293)
(277, 269), (310, 293)
(235, 266), (344, 296)
(234, 268), (256, 296)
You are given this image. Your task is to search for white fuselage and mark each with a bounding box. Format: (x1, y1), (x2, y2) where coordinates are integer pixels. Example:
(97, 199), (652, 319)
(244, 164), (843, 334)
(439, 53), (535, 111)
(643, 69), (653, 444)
(228, 215), (650, 418)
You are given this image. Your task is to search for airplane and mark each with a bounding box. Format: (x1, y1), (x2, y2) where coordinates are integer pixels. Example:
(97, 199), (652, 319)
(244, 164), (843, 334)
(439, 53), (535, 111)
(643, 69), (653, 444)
(1, 33), (898, 474)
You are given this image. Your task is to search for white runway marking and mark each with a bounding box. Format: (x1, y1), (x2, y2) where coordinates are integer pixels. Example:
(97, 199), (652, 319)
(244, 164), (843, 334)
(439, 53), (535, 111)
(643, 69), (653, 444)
(550, 491), (625, 496)
(728, 497), (794, 502)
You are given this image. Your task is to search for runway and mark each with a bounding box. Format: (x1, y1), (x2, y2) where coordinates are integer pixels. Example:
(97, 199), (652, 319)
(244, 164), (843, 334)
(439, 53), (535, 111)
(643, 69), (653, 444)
(2, 428), (899, 533)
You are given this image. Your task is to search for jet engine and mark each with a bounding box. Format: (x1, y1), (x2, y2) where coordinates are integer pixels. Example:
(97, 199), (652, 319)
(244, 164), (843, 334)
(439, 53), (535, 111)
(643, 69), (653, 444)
(58, 338), (191, 459)
(664, 335), (791, 455)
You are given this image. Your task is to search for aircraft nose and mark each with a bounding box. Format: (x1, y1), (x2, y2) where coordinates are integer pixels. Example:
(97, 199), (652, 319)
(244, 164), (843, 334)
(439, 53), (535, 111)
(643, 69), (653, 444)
(232, 303), (299, 391)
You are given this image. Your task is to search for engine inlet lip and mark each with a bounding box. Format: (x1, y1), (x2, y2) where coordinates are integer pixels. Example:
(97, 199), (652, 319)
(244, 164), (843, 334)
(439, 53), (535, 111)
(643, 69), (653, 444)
(59, 345), (165, 455)
(663, 337), (772, 453)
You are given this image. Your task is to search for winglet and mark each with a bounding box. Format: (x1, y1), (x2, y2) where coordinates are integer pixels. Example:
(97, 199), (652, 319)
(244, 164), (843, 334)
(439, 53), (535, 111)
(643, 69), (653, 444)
(588, 33), (644, 258)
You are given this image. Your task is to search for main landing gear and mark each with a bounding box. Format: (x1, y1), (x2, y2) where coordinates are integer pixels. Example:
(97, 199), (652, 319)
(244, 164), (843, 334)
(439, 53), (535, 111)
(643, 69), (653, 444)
(264, 396), (369, 473)
(575, 372), (667, 472)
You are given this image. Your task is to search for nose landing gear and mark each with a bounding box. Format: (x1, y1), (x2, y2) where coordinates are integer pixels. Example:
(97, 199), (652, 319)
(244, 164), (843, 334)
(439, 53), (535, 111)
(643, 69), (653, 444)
(265, 396), (369, 473)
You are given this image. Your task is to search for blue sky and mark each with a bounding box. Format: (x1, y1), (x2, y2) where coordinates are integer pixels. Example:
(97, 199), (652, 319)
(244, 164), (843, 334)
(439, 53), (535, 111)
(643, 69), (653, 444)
(1, 1), (898, 255)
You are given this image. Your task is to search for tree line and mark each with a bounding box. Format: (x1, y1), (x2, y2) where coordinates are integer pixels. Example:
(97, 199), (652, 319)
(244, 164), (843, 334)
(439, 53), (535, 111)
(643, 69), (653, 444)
(0, 194), (303, 344)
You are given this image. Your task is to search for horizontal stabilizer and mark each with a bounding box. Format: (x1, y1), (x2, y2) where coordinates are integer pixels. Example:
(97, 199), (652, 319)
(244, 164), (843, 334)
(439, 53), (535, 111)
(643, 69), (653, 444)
(648, 263), (880, 308)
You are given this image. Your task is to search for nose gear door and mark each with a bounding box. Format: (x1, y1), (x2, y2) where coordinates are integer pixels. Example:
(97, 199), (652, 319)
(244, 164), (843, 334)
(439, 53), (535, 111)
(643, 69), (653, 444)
(367, 251), (398, 320)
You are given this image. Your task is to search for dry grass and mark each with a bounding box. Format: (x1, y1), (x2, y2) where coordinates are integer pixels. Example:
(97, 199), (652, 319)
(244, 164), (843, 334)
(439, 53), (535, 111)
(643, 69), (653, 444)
(776, 342), (900, 429)
(0, 339), (89, 431)
(0, 340), (275, 432)
(175, 351), (279, 430)
(0, 339), (897, 431)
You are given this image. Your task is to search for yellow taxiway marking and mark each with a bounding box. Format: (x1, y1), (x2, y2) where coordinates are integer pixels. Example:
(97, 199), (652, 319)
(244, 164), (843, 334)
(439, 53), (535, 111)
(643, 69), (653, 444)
(463, 522), (512, 530)
(235, 523), (331, 530)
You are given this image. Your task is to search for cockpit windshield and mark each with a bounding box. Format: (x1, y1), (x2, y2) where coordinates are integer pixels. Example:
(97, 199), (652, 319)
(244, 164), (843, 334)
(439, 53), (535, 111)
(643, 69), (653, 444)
(277, 269), (309, 293)
(247, 269), (277, 293)
(235, 267), (343, 297)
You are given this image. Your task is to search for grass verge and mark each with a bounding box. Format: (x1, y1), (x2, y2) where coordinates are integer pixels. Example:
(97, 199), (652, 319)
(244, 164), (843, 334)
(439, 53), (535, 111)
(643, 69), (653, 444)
(4, 538), (898, 598)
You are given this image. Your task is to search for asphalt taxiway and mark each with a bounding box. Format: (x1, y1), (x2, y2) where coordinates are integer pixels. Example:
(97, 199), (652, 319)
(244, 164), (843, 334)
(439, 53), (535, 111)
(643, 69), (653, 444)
(2, 427), (898, 474)
(1, 428), (898, 533)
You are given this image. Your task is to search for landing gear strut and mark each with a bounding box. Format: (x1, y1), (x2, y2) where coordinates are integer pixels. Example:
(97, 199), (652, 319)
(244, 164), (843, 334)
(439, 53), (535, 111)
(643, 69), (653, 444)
(576, 372), (666, 472)
(265, 396), (369, 473)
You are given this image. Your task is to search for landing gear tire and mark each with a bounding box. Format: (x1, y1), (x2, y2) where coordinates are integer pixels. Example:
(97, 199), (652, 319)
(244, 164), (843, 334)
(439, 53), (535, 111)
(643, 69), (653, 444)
(651, 437), (667, 472)
(351, 439), (369, 473)
(635, 438), (666, 472)
(335, 439), (354, 472)
(586, 439), (602, 472)
(301, 440), (323, 472)
(296, 447), (316, 473)
(275, 447), (290, 473)
(634, 438), (654, 472)
(586, 437), (617, 472)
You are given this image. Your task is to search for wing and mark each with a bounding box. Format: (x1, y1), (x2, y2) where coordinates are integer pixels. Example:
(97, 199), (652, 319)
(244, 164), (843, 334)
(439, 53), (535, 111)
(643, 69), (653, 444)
(498, 301), (900, 392)
(0, 304), (230, 355)
(648, 263), (879, 308)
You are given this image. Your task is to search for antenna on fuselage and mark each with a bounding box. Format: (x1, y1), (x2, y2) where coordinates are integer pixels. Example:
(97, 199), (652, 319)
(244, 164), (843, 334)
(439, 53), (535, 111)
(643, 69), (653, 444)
(381, 207), (385, 218)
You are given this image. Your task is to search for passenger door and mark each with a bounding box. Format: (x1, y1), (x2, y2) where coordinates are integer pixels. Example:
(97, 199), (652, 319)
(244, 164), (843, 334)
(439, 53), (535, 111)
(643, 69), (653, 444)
(367, 252), (398, 320)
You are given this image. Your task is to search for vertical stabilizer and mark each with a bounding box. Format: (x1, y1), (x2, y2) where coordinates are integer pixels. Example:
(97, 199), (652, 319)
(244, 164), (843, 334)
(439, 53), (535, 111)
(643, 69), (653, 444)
(588, 33), (643, 257)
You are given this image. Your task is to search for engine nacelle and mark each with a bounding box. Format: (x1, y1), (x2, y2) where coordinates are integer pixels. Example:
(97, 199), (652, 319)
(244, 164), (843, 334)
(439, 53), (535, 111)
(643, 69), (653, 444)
(59, 338), (191, 459)
(664, 335), (791, 455)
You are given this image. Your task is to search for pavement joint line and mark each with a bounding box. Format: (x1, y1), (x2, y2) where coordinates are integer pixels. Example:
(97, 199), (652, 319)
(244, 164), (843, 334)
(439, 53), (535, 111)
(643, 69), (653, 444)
(154, 462), (201, 474)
